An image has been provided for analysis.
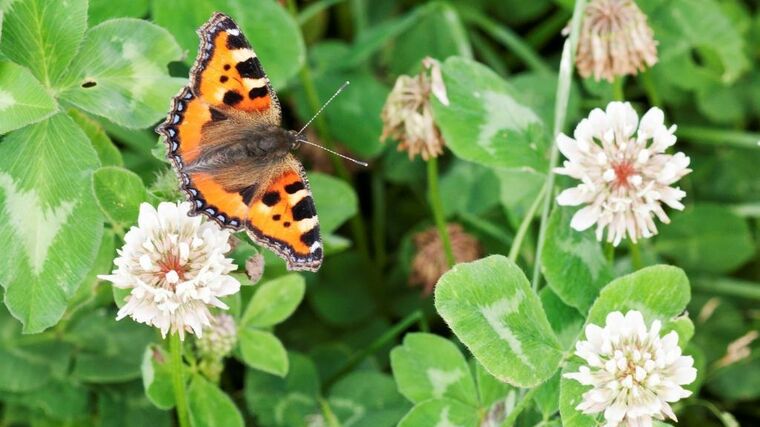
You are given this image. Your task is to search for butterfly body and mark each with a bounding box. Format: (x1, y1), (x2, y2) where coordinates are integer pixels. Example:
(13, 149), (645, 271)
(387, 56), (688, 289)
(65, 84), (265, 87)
(156, 13), (322, 272)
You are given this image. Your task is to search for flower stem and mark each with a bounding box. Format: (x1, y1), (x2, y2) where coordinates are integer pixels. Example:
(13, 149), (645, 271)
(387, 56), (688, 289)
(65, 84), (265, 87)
(692, 277), (760, 301)
(322, 310), (423, 391)
(638, 71), (661, 106)
(170, 333), (190, 427)
(288, 1), (371, 262)
(499, 387), (539, 427)
(508, 183), (547, 263)
(530, 0), (587, 292)
(628, 241), (642, 270)
(427, 157), (455, 267)
(612, 76), (625, 101)
(604, 242), (615, 263)
(676, 126), (760, 150)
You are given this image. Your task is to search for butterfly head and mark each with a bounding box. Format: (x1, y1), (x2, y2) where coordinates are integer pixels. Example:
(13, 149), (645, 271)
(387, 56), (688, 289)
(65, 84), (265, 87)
(287, 130), (302, 151)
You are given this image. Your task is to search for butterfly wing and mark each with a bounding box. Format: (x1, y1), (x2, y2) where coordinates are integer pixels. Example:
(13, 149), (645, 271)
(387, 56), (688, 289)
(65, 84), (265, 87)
(191, 12), (281, 122)
(156, 13), (322, 271)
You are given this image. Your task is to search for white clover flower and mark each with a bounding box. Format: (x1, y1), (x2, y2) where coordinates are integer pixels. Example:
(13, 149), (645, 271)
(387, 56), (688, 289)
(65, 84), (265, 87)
(99, 202), (240, 339)
(564, 310), (697, 427)
(555, 101), (691, 246)
(576, 0), (658, 82)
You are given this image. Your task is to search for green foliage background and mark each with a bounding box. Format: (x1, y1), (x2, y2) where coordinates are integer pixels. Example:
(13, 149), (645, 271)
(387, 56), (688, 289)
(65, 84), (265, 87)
(0, 0), (758, 426)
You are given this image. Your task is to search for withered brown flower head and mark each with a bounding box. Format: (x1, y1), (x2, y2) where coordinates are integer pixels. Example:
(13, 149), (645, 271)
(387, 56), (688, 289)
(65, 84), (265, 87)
(576, 0), (658, 82)
(409, 224), (482, 296)
(381, 57), (449, 161)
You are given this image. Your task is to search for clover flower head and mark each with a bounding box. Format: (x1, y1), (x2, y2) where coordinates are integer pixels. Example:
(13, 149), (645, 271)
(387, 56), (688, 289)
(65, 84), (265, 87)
(99, 202), (240, 339)
(555, 101), (690, 246)
(564, 310), (697, 427)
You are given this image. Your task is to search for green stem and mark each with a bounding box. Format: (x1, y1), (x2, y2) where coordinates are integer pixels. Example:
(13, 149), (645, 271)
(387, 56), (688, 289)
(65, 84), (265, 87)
(628, 241), (642, 270)
(292, 18), (371, 262)
(676, 126), (760, 150)
(457, 6), (551, 74)
(508, 183), (547, 263)
(604, 242), (615, 263)
(729, 202), (760, 217)
(638, 71), (661, 106)
(692, 277), (760, 300)
(525, 7), (572, 50)
(170, 334), (190, 427)
(612, 76), (625, 101)
(427, 157), (455, 267)
(297, 0), (346, 25)
(350, 0), (367, 35)
(322, 310), (423, 391)
(530, 0), (587, 291)
(469, 29), (510, 77)
(499, 387), (539, 427)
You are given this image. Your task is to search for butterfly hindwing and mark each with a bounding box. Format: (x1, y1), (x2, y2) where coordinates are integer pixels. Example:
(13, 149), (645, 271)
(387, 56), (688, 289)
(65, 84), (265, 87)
(191, 12), (281, 123)
(246, 161), (323, 272)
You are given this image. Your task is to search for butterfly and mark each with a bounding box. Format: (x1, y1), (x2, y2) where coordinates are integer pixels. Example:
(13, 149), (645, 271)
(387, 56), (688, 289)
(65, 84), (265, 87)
(156, 12), (322, 272)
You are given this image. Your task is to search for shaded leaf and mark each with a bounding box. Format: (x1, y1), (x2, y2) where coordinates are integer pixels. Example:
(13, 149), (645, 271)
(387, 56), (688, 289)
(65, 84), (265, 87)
(93, 166), (148, 226)
(188, 374), (244, 427)
(309, 172), (358, 235)
(239, 328), (289, 377)
(0, 113), (102, 333)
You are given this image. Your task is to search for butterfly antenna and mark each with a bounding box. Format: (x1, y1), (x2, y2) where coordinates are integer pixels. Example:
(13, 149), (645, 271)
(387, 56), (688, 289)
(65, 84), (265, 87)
(296, 81), (350, 136)
(297, 139), (368, 167)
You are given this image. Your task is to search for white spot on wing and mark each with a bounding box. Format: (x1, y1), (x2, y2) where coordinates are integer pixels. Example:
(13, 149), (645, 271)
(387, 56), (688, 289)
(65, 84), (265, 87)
(227, 29), (240, 36)
(232, 48), (254, 63)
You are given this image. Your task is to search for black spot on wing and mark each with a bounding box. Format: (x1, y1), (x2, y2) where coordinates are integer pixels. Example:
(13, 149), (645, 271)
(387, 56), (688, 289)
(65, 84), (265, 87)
(239, 185), (257, 205)
(223, 64), (231, 71)
(292, 196), (316, 221)
(300, 226), (319, 246)
(248, 86), (268, 100)
(284, 181), (305, 194)
(236, 57), (265, 79)
(262, 191), (280, 207)
(226, 34), (250, 50)
(273, 214), (281, 221)
(312, 247), (323, 259)
(223, 90), (243, 106)
(283, 221), (290, 227)
(220, 75), (228, 83)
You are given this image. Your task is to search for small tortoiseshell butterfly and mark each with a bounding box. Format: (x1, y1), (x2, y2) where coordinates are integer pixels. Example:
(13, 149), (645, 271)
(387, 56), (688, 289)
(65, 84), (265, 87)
(156, 12), (322, 271)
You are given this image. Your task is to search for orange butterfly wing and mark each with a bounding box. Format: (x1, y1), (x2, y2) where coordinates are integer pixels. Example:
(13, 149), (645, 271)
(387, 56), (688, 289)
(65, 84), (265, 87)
(156, 13), (322, 271)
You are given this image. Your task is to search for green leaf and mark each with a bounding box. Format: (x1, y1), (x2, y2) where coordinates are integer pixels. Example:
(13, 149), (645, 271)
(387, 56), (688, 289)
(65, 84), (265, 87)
(141, 345), (175, 410)
(245, 352), (320, 427)
(655, 204), (755, 274)
(440, 160), (500, 217)
(390, 333), (478, 406)
(328, 371), (410, 427)
(5, 378), (88, 421)
(0, 336), (72, 393)
(560, 265), (691, 427)
(398, 398), (480, 427)
(388, 2), (471, 75)
(92, 166), (148, 226)
(309, 172), (358, 235)
(0, 113), (102, 333)
(152, 0), (304, 90)
(533, 370), (560, 419)
(539, 288), (584, 351)
(310, 253), (377, 327)
(432, 57), (548, 172)
(641, 0), (749, 86)
(69, 310), (155, 383)
(69, 110), (123, 166)
(188, 374), (244, 427)
(89, 0), (149, 25)
(241, 273), (305, 328)
(59, 19), (185, 129)
(0, 60), (57, 134)
(97, 382), (172, 427)
(474, 360), (513, 410)
(707, 355), (760, 401)
(0, 0), (87, 87)
(239, 328), (289, 377)
(541, 206), (614, 313)
(435, 255), (563, 387)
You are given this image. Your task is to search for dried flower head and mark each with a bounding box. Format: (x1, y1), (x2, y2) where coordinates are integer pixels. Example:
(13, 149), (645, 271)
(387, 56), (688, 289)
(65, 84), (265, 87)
(564, 310), (697, 427)
(245, 253), (265, 285)
(576, 0), (658, 82)
(555, 101), (690, 246)
(714, 330), (759, 369)
(99, 202), (240, 339)
(409, 224), (481, 295)
(381, 57), (449, 161)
